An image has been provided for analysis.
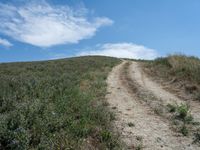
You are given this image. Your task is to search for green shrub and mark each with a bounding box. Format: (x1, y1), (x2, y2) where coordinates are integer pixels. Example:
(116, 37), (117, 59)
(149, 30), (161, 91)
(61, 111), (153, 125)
(177, 104), (190, 120)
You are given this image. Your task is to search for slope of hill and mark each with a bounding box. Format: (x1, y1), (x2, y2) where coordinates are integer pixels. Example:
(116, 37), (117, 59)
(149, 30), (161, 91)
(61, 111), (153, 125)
(2, 55), (200, 149)
(0, 56), (121, 149)
(142, 55), (200, 102)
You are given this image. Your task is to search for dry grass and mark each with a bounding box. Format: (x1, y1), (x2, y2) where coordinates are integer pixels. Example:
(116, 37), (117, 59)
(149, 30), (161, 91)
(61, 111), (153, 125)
(143, 55), (200, 101)
(142, 55), (200, 140)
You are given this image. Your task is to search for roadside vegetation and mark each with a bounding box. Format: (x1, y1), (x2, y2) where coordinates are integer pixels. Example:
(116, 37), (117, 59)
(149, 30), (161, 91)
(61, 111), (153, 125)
(0, 56), (121, 149)
(142, 55), (200, 101)
(167, 103), (194, 136)
(142, 55), (200, 143)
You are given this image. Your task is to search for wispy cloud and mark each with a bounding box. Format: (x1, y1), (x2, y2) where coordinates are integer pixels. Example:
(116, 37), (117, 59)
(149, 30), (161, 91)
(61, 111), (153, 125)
(78, 43), (159, 60)
(0, 38), (12, 47)
(0, 1), (113, 47)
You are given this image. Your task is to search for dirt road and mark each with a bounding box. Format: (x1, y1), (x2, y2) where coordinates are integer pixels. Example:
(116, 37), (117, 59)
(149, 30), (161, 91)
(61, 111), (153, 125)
(106, 61), (199, 149)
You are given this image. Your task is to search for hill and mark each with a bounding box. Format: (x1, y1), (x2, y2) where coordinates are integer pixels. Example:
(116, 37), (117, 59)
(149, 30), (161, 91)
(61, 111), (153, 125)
(1, 55), (200, 149)
(142, 55), (200, 102)
(0, 56), (121, 149)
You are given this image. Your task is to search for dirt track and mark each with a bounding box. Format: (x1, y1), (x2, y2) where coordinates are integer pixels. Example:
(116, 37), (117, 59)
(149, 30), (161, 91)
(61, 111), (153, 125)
(106, 61), (199, 149)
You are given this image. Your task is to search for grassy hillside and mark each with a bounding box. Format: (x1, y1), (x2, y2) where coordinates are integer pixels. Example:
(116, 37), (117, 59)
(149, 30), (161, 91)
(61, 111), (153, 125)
(142, 55), (200, 101)
(0, 56), (121, 149)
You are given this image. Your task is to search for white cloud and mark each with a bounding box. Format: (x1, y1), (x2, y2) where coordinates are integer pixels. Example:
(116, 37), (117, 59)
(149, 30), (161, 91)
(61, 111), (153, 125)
(0, 1), (113, 47)
(0, 38), (12, 47)
(78, 43), (159, 60)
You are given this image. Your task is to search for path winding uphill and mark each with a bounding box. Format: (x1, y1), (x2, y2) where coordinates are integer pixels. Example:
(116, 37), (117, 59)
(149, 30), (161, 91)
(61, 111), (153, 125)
(106, 61), (199, 150)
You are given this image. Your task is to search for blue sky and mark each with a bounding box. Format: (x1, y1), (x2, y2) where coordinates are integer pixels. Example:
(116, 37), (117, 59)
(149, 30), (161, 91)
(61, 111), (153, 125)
(0, 0), (200, 62)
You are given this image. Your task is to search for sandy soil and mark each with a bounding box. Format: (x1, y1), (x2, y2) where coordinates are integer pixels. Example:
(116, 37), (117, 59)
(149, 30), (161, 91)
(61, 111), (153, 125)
(106, 61), (199, 149)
